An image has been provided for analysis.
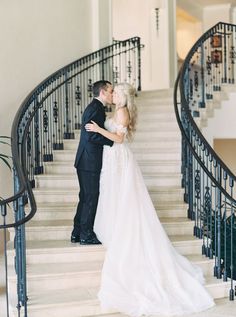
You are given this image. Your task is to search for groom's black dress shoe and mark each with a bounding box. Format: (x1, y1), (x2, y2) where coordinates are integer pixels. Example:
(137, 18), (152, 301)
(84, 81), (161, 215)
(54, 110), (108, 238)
(80, 237), (102, 245)
(71, 234), (80, 243)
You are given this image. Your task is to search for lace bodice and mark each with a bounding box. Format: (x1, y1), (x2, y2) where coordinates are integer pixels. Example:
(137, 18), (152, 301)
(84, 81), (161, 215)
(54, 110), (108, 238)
(104, 118), (127, 135)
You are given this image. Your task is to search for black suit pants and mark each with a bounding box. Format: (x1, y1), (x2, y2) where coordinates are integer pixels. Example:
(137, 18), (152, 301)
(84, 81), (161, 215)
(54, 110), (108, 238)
(73, 169), (100, 240)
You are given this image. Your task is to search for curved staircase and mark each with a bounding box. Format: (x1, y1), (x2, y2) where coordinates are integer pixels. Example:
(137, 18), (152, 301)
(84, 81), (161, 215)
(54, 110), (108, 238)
(7, 89), (231, 317)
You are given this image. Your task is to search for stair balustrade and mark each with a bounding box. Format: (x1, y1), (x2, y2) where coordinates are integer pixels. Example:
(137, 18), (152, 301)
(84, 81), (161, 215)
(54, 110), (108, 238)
(174, 22), (236, 300)
(0, 37), (143, 317)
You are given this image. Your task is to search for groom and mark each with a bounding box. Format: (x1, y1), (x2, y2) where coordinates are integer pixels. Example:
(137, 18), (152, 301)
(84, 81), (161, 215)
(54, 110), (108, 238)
(71, 80), (114, 245)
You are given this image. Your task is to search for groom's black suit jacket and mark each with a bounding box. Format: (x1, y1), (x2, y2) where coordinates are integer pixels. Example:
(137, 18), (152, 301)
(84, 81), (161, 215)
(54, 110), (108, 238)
(74, 98), (113, 172)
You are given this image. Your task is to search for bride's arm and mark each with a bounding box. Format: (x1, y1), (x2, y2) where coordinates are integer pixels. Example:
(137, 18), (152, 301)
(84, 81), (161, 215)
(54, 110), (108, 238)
(85, 108), (129, 144)
(85, 120), (125, 143)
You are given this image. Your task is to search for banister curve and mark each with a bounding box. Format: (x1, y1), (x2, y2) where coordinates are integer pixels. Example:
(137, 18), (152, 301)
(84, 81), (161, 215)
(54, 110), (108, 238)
(175, 22), (236, 204)
(174, 22), (236, 294)
(0, 36), (143, 229)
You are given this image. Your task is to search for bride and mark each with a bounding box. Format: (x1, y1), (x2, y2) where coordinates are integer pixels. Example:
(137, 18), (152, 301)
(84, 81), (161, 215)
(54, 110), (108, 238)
(85, 83), (215, 317)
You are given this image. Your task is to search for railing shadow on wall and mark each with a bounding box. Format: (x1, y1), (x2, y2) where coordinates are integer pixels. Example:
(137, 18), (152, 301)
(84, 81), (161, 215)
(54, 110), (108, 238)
(0, 36), (143, 317)
(174, 22), (236, 301)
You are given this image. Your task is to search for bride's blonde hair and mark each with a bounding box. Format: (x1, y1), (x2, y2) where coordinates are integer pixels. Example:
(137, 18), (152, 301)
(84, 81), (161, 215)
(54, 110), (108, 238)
(114, 83), (137, 141)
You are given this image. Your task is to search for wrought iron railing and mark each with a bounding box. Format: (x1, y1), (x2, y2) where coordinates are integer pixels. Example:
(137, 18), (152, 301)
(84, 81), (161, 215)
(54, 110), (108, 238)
(0, 36), (143, 317)
(174, 22), (236, 300)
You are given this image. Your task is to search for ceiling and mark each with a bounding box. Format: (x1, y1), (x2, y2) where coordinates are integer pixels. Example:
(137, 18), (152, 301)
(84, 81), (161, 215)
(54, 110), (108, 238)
(195, 0), (236, 6)
(177, 0), (236, 21)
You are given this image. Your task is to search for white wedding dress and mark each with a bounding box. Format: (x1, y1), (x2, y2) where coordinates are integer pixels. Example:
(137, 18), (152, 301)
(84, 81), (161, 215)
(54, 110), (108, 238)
(94, 118), (215, 317)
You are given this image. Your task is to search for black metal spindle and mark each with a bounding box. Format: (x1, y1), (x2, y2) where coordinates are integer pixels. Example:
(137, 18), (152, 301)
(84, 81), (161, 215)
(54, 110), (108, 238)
(1, 203), (10, 317)
(216, 164), (222, 278)
(223, 23), (228, 83)
(229, 180), (235, 300)
(223, 174), (228, 282)
(174, 22), (236, 301)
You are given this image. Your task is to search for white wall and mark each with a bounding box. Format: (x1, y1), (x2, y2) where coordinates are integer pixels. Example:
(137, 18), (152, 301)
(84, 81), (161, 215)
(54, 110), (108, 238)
(92, 0), (113, 50)
(202, 92), (236, 146)
(176, 0), (202, 21)
(214, 139), (236, 175)
(203, 4), (232, 31)
(0, 0), (111, 252)
(233, 6), (236, 25)
(112, 0), (174, 90)
(176, 10), (202, 60)
(0, 0), (114, 198)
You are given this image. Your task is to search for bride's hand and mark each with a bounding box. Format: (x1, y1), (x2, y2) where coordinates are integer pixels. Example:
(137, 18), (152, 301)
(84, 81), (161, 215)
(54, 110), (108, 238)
(85, 120), (100, 132)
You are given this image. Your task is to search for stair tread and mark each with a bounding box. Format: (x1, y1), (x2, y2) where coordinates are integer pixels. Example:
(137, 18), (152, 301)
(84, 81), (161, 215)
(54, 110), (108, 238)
(30, 201), (187, 209)
(158, 217), (192, 223)
(9, 261), (103, 278)
(24, 287), (100, 310)
(149, 186), (184, 192)
(33, 186), (184, 193)
(140, 160), (181, 166)
(156, 202), (187, 208)
(15, 276), (230, 311)
(8, 235), (202, 253)
(53, 148), (181, 154)
(26, 216), (192, 228)
(44, 159), (181, 166)
(9, 254), (214, 279)
(36, 172), (182, 179)
(8, 239), (104, 252)
(33, 202), (77, 207)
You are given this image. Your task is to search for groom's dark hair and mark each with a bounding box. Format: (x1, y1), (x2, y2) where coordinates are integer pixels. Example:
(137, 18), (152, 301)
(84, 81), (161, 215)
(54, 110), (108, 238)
(93, 80), (112, 97)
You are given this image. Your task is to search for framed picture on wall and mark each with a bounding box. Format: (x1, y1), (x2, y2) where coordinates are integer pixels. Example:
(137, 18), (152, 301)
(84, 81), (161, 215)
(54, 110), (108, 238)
(211, 49), (222, 64)
(211, 35), (222, 48)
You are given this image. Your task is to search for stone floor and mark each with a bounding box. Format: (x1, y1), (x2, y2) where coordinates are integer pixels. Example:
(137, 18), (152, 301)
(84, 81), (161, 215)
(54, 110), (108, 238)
(0, 255), (236, 317)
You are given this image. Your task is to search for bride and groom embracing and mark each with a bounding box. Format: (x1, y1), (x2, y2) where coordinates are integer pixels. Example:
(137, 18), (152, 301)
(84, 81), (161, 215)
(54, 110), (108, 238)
(71, 80), (215, 316)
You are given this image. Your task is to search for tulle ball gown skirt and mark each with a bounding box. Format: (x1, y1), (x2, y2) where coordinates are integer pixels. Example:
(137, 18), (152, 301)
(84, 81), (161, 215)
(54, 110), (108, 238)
(94, 143), (215, 317)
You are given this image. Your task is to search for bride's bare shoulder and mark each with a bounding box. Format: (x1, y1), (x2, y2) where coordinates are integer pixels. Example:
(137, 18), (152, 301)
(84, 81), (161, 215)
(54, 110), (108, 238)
(116, 107), (130, 126)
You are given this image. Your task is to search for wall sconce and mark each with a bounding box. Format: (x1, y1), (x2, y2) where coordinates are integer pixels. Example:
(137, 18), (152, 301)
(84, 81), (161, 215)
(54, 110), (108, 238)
(154, 0), (165, 32)
(155, 7), (160, 31)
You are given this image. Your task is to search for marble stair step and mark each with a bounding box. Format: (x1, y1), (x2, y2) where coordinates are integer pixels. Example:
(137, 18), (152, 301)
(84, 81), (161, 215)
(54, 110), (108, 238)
(8, 217), (194, 241)
(74, 130), (181, 140)
(137, 104), (175, 112)
(137, 160), (181, 173)
(63, 139), (181, 150)
(8, 255), (214, 293)
(149, 186), (184, 202)
(8, 275), (231, 317)
(134, 95), (173, 102)
(138, 89), (173, 98)
(8, 240), (106, 265)
(52, 148), (181, 162)
(71, 122), (179, 144)
(131, 141), (180, 150)
(8, 261), (103, 292)
(134, 121), (179, 131)
(32, 186), (184, 204)
(35, 173), (182, 188)
(27, 201), (188, 221)
(221, 83), (236, 95)
(53, 147), (181, 166)
(44, 159), (181, 175)
(137, 95), (173, 104)
(136, 112), (177, 120)
(43, 161), (80, 174)
(9, 287), (108, 317)
(7, 235), (203, 265)
(133, 131), (181, 141)
(156, 202), (188, 216)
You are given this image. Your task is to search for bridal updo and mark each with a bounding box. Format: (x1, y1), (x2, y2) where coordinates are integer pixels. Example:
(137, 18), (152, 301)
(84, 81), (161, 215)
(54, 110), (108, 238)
(114, 83), (137, 141)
